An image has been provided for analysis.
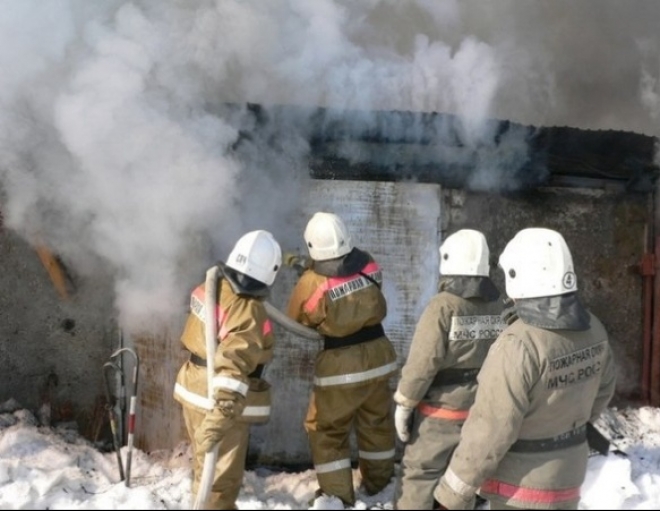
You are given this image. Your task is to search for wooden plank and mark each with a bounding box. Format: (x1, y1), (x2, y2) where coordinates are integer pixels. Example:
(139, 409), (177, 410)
(34, 245), (72, 300)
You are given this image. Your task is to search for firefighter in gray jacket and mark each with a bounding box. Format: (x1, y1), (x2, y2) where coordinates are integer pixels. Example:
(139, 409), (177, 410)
(393, 229), (505, 510)
(434, 227), (617, 510)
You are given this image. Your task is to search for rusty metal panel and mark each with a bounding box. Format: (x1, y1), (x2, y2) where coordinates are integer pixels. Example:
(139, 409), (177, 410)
(133, 327), (188, 452)
(252, 179), (442, 465)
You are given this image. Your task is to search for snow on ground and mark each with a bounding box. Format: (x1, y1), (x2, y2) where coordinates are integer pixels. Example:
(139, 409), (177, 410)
(1, 399), (660, 510)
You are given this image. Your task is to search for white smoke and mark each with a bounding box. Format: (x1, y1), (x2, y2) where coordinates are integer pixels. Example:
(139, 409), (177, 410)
(0, 0), (658, 333)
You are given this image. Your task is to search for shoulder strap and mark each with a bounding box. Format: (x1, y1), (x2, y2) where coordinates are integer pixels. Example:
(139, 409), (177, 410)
(359, 270), (381, 289)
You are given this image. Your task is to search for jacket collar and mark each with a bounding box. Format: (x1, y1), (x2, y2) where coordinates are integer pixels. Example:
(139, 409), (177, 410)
(311, 247), (371, 277)
(439, 276), (500, 301)
(218, 262), (269, 299)
(510, 292), (591, 330)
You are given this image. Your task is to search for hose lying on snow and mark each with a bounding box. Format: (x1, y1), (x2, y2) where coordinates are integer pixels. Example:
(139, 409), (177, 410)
(264, 301), (322, 340)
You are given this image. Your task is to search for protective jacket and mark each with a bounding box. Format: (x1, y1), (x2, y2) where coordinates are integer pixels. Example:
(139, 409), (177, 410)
(287, 247), (398, 506)
(174, 266), (274, 509)
(174, 272), (274, 416)
(394, 276), (504, 510)
(435, 293), (617, 510)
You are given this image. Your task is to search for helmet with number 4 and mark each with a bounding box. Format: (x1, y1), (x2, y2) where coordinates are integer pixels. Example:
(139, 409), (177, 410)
(498, 227), (577, 299)
(226, 230), (282, 286)
(439, 229), (490, 277)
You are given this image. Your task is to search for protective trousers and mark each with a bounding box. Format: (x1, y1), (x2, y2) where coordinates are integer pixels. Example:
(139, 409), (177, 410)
(395, 412), (462, 510)
(305, 379), (395, 506)
(183, 405), (250, 510)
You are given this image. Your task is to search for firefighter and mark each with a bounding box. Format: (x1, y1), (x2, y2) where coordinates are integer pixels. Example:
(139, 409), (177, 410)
(434, 227), (617, 510)
(393, 229), (505, 510)
(173, 230), (282, 510)
(285, 211), (398, 507)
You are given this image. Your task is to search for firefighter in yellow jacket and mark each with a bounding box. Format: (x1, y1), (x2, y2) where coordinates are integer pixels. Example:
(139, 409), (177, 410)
(173, 230), (282, 510)
(435, 228), (617, 510)
(286, 212), (398, 507)
(393, 229), (505, 510)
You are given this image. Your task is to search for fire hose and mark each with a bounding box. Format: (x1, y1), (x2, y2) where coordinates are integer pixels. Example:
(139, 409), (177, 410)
(193, 265), (221, 510)
(263, 300), (322, 340)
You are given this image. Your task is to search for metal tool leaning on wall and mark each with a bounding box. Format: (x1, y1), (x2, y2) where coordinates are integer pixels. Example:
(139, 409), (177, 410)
(103, 360), (125, 483)
(102, 347), (140, 488)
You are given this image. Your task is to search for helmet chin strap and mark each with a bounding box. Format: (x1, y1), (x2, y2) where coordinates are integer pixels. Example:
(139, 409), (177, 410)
(220, 263), (270, 298)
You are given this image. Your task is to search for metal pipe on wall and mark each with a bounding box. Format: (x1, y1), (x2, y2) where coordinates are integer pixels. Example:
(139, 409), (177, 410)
(651, 235), (660, 407)
(641, 225), (654, 405)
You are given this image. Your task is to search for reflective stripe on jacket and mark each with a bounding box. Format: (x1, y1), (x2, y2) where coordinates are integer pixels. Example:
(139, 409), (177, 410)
(417, 403), (470, 420)
(480, 479), (581, 505)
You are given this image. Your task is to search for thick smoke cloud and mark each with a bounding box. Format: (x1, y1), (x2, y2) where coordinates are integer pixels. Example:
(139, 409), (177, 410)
(0, 0), (658, 334)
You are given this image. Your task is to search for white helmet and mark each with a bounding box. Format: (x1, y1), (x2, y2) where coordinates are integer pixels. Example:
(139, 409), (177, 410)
(226, 230), (282, 286)
(498, 227), (577, 299)
(439, 229), (490, 277)
(304, 212), (353, 261)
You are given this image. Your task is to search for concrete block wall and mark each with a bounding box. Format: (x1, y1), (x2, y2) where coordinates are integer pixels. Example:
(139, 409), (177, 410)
(0, 229), (118, 439)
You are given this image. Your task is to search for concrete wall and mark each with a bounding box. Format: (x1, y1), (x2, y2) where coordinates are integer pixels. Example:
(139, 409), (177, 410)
(442, 187), (650, 405)
(0, 228), (118, 439)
